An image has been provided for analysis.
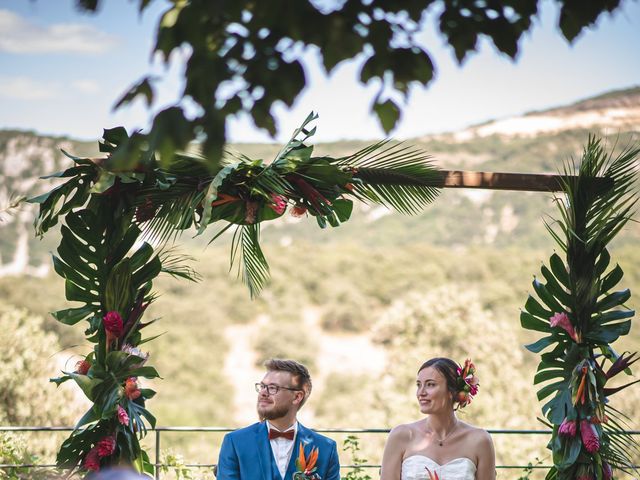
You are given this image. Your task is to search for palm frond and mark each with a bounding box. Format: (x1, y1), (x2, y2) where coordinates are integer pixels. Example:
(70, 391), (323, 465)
(272, 111), (319, 164)
(550, 136), (639, 254)
(336, 141), (441, 215)
(138, 187), (204, 246)
(0, 193), (25, 223)
(230, 224), (269, 298)
(158, 247), (202, 282)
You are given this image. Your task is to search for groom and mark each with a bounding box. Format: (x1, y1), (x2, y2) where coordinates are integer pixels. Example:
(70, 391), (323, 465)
(216, 358), (340, 480)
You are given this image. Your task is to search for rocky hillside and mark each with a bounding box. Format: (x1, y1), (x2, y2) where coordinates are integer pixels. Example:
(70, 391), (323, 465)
(446, 86), (640, 140)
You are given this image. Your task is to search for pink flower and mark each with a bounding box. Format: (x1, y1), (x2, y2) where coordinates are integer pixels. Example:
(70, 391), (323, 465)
(103, 311), (124, 337)
(117, 405), (129, 426)
(96, 435), (116, 457)
(549, 312), (578, 342)
(268, 194), (287, 215)
(122, 344), (149, 367)
(83, 447), (100, 471)
(580, 420), (600, 453)
(558, 418), (577, 437)
(602, 462), (613, 480)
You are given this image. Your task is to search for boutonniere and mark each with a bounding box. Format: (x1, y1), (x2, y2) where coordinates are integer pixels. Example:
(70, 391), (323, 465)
(425, 466), (441, 480)
(293, 441), (321, 479)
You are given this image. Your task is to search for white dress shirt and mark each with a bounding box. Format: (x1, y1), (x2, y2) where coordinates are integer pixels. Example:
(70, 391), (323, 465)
(266, 420), (298, 478)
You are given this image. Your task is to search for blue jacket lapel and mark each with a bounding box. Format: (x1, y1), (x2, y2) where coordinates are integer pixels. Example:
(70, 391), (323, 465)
(285, 423), (313, 479)
(255, 422), (274, 480)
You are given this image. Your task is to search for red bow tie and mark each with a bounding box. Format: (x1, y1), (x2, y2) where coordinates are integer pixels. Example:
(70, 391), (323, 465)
(268, 428), (295, 440)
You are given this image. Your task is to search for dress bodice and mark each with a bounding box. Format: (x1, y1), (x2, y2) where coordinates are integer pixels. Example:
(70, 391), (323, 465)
(401, 455), (476, 480)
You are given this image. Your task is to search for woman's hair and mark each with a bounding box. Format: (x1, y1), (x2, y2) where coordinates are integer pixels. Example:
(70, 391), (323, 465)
(417, 357), (459, 397)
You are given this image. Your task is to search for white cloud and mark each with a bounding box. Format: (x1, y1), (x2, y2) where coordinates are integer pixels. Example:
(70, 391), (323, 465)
(0, 76), (58, 100)
(71, 79), (101, 94)
(0, 9), (118, 54)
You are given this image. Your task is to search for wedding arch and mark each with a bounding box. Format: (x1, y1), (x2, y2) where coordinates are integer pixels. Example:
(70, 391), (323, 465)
(30, 114), (639, 479)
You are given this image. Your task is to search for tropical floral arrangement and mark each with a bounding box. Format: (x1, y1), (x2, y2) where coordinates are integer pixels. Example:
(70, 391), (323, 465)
(425, 466), (441, 480)
(293, 443), (320, 480)
(29, 113), (441, 475)
(455, 358), (479, 408)
(521, 137), (640, 479)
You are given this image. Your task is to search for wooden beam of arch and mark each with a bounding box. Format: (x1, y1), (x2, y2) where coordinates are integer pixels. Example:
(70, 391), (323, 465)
(438, 170), (613, 192)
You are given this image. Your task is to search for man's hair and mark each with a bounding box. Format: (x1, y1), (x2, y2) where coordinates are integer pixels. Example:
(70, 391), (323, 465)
(264, 358), (312, 408)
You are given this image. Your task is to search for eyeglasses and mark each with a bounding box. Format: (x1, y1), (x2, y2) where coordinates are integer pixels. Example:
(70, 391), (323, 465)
(255, 382), (302, 396)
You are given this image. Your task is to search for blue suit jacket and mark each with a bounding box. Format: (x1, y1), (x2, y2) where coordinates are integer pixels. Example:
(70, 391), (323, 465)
(217, 421), (340, 480)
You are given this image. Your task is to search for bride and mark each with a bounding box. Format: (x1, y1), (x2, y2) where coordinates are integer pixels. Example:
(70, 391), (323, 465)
(380, 357), (495, 480)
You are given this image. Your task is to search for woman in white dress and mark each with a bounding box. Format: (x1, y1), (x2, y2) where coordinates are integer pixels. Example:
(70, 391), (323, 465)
(380, 357), (495, 480)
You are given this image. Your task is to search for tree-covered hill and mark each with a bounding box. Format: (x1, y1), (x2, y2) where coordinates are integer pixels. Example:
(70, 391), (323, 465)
(1, 87), (638, 478)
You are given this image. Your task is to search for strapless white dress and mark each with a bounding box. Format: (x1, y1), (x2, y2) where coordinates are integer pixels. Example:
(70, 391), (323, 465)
(401, 455), (476, 480)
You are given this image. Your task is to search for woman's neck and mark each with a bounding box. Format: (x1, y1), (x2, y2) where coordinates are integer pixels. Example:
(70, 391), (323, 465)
(427, 412), (458, 439)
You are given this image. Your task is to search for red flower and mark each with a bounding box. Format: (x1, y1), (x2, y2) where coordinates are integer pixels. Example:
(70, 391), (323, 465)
(124, 377), (141, 400)
(96, 435), (116, 457)
(83, 447), (100, 471)
(268, 194), (287, 215)
(549, 312), (578, 342)
(291, 205), (307, 217)
(117, 405), (129, 426)
(558, 418), (577, 437)
(135, 196), (156, 223)
(580, 419), (600, 453)
(103, 311), (124, 337)
(75, 359), (91, 375)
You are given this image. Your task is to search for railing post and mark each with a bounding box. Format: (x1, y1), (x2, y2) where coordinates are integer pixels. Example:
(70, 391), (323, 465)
(155, 429), (160, 480)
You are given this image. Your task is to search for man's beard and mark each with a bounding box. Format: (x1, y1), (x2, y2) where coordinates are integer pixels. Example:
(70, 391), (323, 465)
(257, 402), (291, 421)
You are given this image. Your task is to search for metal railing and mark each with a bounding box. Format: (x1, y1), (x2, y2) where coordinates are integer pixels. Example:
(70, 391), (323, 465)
(1, 426), (638, 478)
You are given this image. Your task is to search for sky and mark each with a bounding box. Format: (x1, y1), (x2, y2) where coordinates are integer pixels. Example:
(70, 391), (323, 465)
(0, 0), (639, 144)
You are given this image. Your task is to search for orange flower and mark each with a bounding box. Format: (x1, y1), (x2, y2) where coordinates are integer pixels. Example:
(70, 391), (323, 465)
(425, 466), (440, 480)
(295, 442), (319, 476)
(124, 377), (141, 400)
(574, 366), (588, 406)
(306, 446), (319, 472)
(297, 442), (307, 471)
(211, 193), (240, 207)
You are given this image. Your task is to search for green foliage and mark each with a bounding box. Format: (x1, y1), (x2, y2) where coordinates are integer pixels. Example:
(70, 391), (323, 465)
(34, 118), (441, 297)
(0, 433), (58, 480)
(521, 137), (640, 478)
(516, 457), (545, 480)
(0, 305), (80, 442)
(341, 436), (372, 480)
(69, 1), (623, 167)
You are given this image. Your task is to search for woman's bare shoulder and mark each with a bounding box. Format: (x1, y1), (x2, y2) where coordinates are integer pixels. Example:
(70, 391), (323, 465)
(388, 420), (424, 442)
(459, 422), (493, 443)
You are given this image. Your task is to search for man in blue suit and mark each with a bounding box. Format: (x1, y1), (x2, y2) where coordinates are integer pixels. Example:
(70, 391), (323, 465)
(217, 359), (340, 480)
